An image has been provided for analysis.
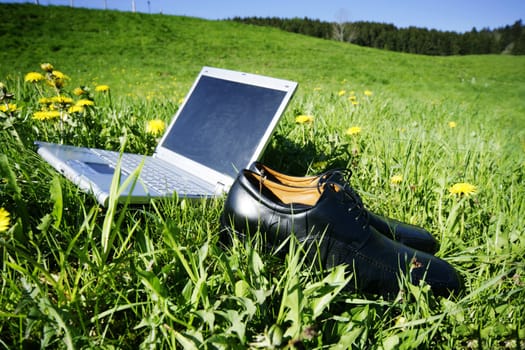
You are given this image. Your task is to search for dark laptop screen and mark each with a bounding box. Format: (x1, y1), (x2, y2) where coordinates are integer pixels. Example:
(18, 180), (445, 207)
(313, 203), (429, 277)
(161, 76), (287, 178)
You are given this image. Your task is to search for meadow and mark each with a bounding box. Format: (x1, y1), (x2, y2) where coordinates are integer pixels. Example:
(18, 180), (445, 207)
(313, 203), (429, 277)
(1, 3), (524, 349)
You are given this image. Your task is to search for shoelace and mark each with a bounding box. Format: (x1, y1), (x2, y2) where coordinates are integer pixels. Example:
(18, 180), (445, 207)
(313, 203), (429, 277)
(318, 171), (370, 229)
(317, 168), (352, 186)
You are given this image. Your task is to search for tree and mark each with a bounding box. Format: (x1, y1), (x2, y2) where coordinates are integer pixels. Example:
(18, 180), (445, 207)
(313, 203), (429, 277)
(230, 16), (523, 55)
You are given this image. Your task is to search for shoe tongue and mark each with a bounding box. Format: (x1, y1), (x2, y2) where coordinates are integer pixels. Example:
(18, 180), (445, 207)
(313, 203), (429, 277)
(318, 171), (345, 188)
(320, 173), (363, 203)
(320, 178), (369, 223)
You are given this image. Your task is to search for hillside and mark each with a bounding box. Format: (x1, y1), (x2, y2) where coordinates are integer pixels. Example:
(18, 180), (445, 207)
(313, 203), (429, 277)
(0, 3), (523, 147)
(1, 3), (524, 150)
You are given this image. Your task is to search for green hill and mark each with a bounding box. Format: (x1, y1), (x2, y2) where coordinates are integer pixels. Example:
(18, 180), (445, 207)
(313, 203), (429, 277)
(1, 4), (524, 120)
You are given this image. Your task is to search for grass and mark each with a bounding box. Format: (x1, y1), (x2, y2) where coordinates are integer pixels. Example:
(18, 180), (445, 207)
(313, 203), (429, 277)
(1, 3), (524, 349)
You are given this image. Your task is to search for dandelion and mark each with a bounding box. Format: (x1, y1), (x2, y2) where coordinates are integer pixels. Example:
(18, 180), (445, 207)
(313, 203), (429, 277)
(68, 105), (84, 114)
(338, 90), (346, 96)
(33, 110), (61, 121)
(0, 207), (10, 232)
(40, 63), (54, 72)
(95, 85), (110, 92)
(51, 95), (74, 104)
(449, 182), (477, 197)
(364, 90), (373, 97)
(313, 87), (322, 92)
(24, 72), (45, 83)
(50, 95), (73, 110)
(448, 121), (457, 128)
(0, 103), (18, 112)
(146, 119), (166, 136)
(390, 174), (403, 185)
(295, 115), (314, 124)
(73, 87), (86, 96)
(51, 70), (67, 80)
(47, 70), (69, 89)
(75, 99), (94, 107)
(346, 126), (362, 136)
(38, 97), (53, 107)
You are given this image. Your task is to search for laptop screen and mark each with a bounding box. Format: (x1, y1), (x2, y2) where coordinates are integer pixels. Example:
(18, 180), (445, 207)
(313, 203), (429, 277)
(160, 75), (287, 178)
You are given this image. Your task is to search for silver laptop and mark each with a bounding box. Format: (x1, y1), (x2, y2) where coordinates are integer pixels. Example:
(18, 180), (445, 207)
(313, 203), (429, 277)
(35, 67), (297, 206)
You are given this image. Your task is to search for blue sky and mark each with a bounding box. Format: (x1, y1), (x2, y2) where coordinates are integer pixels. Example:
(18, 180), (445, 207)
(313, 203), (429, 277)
(3, 0), (524, 32)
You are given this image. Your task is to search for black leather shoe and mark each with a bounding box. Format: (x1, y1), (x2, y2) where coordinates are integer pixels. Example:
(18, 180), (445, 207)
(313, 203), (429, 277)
(221, 170), (462, 297)
(250, 162), (439, 254)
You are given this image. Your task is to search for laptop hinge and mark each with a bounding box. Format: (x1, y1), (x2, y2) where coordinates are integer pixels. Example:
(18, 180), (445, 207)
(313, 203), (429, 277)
(215, 181), (227, 194)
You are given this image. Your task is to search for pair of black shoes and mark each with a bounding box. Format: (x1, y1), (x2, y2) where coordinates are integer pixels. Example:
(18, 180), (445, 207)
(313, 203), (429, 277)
(221, 162), (463, 297)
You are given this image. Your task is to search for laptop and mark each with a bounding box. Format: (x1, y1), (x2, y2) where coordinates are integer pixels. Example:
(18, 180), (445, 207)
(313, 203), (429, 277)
(35, 66), (297, 206)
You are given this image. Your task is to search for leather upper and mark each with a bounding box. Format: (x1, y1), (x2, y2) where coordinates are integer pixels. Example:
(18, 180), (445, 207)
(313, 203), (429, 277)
(222, 170), (463, 297)
(250, 161), (439, 254)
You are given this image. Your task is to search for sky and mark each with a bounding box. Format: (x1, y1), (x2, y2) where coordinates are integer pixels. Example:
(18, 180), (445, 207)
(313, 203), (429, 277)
(2, 0), (524, 33)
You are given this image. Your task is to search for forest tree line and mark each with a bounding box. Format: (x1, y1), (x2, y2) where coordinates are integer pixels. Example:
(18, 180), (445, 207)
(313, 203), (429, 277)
(231, 17), (525, 55)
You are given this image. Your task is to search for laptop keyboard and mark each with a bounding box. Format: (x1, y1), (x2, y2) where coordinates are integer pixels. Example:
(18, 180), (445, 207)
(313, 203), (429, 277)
(91, 149), (205, 195)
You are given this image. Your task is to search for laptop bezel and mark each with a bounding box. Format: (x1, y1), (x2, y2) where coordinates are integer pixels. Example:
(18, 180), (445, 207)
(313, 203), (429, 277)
(153, 66), (298, 189)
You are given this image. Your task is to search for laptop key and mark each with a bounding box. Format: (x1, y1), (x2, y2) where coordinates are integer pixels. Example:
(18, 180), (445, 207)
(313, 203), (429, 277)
(90, 149), (203, 195)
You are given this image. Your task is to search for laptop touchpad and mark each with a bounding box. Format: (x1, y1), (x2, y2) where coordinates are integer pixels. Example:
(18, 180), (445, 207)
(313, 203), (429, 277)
(84, 162), (115, 174)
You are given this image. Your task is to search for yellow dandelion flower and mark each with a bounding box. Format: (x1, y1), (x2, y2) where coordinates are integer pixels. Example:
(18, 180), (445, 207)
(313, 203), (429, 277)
(313, 87), (322, 91)
(364, 90), (373, 97)
(51, 95), (74, 106)
(449, 182), (477, 197)
(346, 126), (362, 135)
(295, 115), (314, 124)
(24, 72), (45, 83)
(75, 99), (94, 107)
(51, 70), (67, 80)
(348, 95), (357, 101)
(40, 63), (54, 72)
(146, 119), (166, 135)
(0, 207), (10, 233)
(38, 97), (52, 105)
(0, 103), (18, 112)
(338, 90), (346, 96)
(68, 105), (84, 114)
(33, 111), (47, 120)
(73, 87), (86, 96)
(33, 110), (61, 121)
(95, 85), (110, 92)
(351, 100), (359, 106)
(448, 121), (457, 128)
(390, 174), (403, 185)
